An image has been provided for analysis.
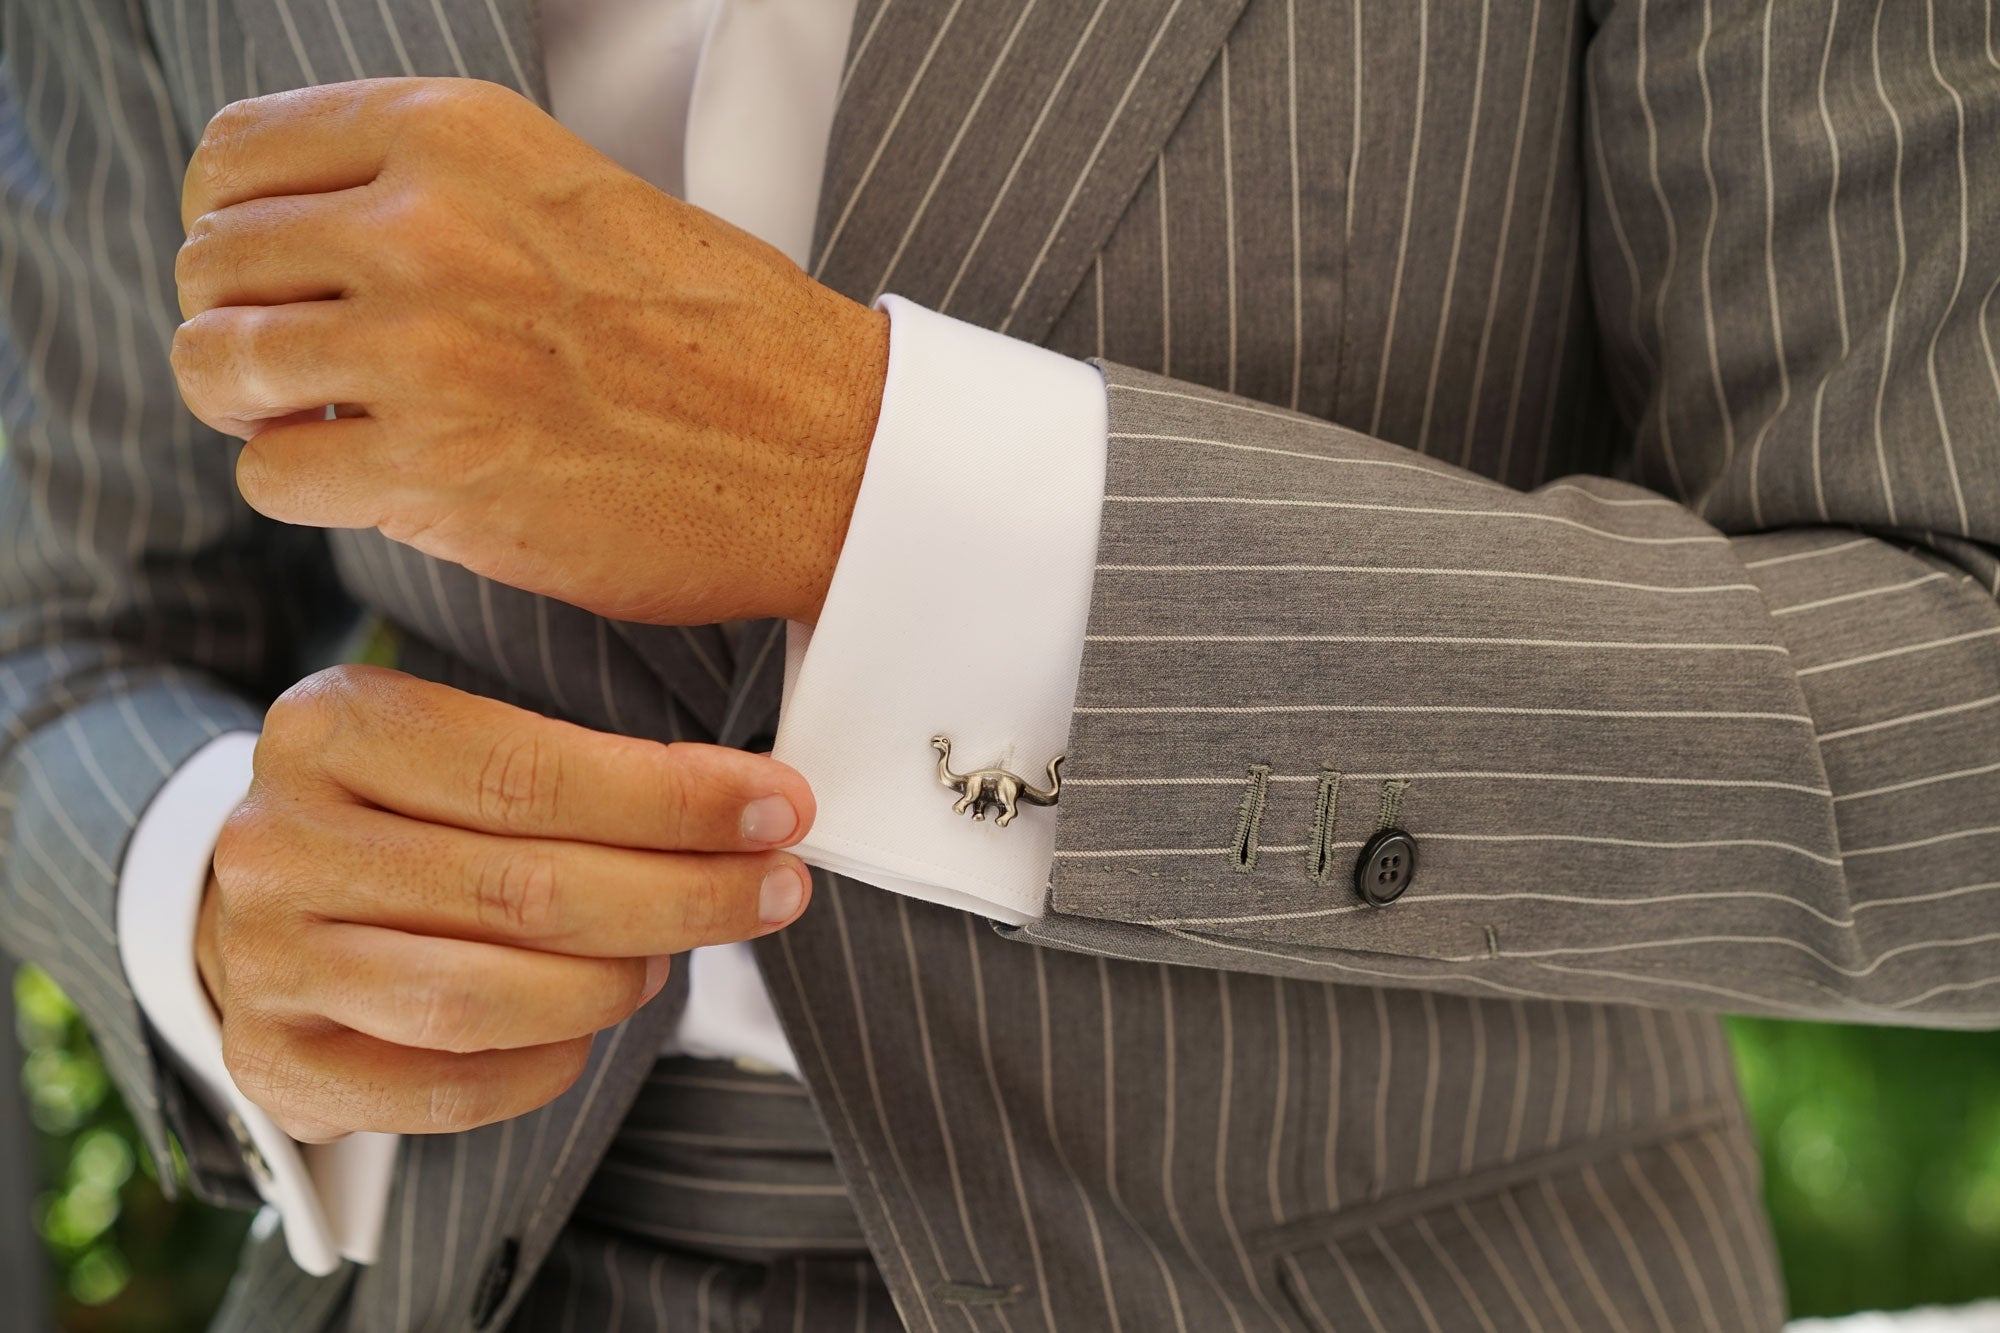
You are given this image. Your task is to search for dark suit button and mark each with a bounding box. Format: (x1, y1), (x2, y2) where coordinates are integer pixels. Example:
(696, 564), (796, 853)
(471, 1238), (520, 1329)
(1355, 829), (1417, 905)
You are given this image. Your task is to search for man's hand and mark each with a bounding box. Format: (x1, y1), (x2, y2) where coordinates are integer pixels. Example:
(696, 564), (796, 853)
(196, 664), (816, 1142)
(171, 78), (889, 627)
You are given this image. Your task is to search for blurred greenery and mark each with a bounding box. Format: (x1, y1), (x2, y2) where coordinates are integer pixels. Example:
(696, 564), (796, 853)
(1728, 1016), (2000, 1317)
(10, 966), (2000, 1329)
(15, 966), (246, 1332)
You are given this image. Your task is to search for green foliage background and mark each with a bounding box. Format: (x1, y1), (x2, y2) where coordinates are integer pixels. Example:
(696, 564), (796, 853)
(16, 967), (245, 1332)
(1731, 1018), (2000, 1315)
(12, 965), (2000, 1331)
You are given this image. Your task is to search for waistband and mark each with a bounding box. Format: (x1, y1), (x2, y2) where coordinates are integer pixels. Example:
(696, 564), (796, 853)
(570, 1055), (869, 1264)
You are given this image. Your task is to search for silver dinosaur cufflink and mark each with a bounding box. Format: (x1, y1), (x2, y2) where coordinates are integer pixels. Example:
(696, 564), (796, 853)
(931, 735), (1063, 827)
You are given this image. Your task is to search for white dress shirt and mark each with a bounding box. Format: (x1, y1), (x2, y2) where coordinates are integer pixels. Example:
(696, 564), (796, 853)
(115, 0), (1107, 1276)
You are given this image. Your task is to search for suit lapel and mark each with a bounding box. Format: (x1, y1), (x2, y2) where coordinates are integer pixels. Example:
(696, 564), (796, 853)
(718, 0), (1251, 750)
(811, 0), (1251, 344)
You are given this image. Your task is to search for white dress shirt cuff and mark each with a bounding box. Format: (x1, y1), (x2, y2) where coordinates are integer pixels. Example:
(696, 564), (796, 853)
(116, 731), (398, 1276)
(774, 294), (1108, 922)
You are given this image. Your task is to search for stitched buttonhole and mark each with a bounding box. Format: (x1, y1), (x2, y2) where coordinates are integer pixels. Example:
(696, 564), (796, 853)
(1376, 778), (1410, 830)
(1308, 767), (1342, 883)
(1232, 764), (1273, 871)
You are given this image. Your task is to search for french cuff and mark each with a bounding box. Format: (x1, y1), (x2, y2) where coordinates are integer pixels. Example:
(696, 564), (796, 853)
(115, 731), (398, 1276)
(773, 294), (1108, 923)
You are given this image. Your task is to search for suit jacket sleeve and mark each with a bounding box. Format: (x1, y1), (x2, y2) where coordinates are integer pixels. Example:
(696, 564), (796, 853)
(0, 0), (353, 1203)
(1017, 0), (2000, 1028)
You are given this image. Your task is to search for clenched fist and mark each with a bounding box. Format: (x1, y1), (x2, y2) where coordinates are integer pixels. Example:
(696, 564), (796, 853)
(197, 664), (815, 1142)
(172, 77), (888, 626)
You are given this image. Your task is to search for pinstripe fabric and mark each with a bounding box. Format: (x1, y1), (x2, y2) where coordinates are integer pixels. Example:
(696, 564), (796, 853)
(1019, 0), (2000, 1032)
(499, 1229), (898, 1333)
(569, 1057), (871, 1264)
(489, 1057), (899, 1333)
(4, 0), (1996, 1329)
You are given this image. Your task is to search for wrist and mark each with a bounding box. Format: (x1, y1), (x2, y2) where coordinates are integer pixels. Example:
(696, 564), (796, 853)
(772, 293), (886, 625)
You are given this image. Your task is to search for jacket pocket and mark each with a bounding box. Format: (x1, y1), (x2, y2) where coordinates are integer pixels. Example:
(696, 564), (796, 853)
(1257, 1110), (1785, 1333)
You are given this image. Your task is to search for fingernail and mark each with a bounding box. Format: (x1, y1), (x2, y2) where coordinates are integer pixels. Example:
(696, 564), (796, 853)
(740, 794), (798, 845)
(759, 862), (806, 926)
(642, 955), (672, 1002)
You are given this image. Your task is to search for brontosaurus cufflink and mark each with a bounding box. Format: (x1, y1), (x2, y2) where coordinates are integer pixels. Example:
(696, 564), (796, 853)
(931, 736), (1063, 827)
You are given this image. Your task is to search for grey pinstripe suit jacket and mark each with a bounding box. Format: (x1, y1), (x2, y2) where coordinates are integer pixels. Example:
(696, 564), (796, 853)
(4, 0), (1998, 1329)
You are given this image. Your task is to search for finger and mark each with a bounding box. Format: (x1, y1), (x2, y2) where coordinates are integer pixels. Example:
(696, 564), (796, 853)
(281, 666), (817, 851)
(234, 414), (398, 528)
(292, 801), (812, 954)
(284, 922), (663, 1052)
(226, 1019), (594, 1140)
(262, 406), (345, 431)
(179, 190), (371, 319)
(172, 302), (381, 439)
(183, 79), (427, 229)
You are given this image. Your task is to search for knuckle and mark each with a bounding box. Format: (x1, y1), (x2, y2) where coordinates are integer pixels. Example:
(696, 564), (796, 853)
(169, 309), (226, 399)
(262, 674), (338, 761)
(211, 932), (262, 1007)
(470, 843), (561, 938)
(252, 714), (308, 778)
(231, 307), (286, 380)
(212, 915), (299, 1012)
(408, 974), (488, 1054)
(588, 962), (650, 1031)
(376, 184), (437, 237)
(274, 1112), (342, 1145)
(312, 660), (398, 701)
(409, 78), (519, 135)
(174, 215), (228, 302)
(536, 1039), (593, 1105)
(210, 803), (266, 885)
(374, 498), (449, 547)
(233, 439), (284, 516)
(656, 747), (701, 841)
(476, 731), (562, 834)
(463, 78), (524, 111)
(681, 860), (742, 940)
(172, 307), (280, 420)
(425, 1070), (499, 1132)
(374, 188), (463, 272)
(264, 664), (386, 766)
(209, 811), (305, 935)
(200, 97), (257, 148)
(193, 101), (257, 196)
(220, 1025), (288, 1107)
